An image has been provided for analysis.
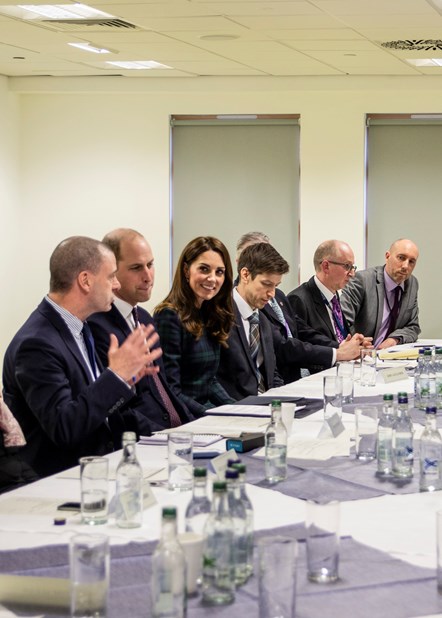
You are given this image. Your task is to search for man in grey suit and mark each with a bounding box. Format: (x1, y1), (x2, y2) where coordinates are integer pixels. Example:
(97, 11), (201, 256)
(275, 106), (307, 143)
(340, 238), (420, 349)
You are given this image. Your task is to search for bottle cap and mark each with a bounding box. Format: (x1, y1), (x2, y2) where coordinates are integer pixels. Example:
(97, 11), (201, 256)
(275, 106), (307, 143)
(193, 467), (207, 478)
(271, 399), (281, 407)
(425, 406), (437, 415)
(162, 506), (177, 519)
(212, 481), (227, 492)
(436, 348), (442, 355)
(225, 469), (239, 480)
(231, 463), (246, 474)
(227, 458), (241, 467)
(424, 349), (432, 356)
(383, 394), (394, 401)
(122, 431), (137, 443)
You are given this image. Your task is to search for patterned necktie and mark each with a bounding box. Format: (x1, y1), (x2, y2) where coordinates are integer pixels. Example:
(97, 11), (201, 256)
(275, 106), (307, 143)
(247, 312), (265, 393)
(82, 321), (98, 379)
(330, 296), (347, 344)
(269, 297), (292, 338)
(387, 286), (401, 335)
(132, 306), (181, 428)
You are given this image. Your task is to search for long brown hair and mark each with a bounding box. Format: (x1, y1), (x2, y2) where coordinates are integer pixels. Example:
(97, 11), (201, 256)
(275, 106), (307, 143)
(155, 236), (234, 346)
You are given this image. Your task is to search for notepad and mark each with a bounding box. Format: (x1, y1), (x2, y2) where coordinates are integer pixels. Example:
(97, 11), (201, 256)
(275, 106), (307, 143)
(139, 434), (223, 447)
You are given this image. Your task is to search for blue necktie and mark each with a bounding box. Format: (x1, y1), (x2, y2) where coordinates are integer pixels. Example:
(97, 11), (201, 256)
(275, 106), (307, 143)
(269, 297), (292, 338)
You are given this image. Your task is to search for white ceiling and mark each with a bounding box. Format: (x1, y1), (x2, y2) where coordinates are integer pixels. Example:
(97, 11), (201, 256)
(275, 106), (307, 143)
(2, 0), (442, 78)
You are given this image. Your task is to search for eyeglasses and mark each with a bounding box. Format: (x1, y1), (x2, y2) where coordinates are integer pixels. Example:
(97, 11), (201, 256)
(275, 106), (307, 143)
(324, 260), (357, 273)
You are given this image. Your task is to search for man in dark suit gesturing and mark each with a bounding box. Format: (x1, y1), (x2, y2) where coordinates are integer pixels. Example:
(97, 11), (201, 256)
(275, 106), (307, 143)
(2, 236), (161, 479)
(89, 229), (193, 432)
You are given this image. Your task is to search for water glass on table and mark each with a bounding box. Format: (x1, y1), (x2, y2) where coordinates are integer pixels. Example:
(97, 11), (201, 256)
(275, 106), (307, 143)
(281, 402), (296, 436)
(437, 510), (442, 593)
(306, 500), (340, 584)
(178, 532), (204, 596)
(355, 405), (378, 461)
(337, 361), (354, 403)
(323, 375), (343, 420)
(168, 431), (194, 491)
(360, 349), (377, 387)
(258, 536), (297, 618)
(70, 533), (109, 618)
(80, 456), (109, 525)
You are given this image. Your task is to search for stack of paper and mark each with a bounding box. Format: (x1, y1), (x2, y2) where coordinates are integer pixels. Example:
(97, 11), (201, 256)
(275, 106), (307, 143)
(139, 433), (223, 447)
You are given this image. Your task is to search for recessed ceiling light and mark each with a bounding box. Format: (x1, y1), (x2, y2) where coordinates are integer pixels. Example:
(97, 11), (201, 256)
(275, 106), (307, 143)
(200, 34), (240, 41)
(406, 58), (442, 66)
(106, 60), (172, 70)
(69, 42), (113, 54)
(14, 4), (112, 19)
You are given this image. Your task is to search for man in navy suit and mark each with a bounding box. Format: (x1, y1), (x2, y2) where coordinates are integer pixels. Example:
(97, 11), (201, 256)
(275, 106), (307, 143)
(235, 233), (365, 383)
(288, 239), (357, 343)
(2, 236), (161, 479)
(218, 242), (287, 399)
(89, 228), (193, 432)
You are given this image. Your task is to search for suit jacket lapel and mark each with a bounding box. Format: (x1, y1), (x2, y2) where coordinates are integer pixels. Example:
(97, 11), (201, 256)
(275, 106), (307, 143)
(39, 300), (96, 384)
(109, 304), (132, 338)
(374, 268), (385, 337)
(309, 279), (336, 339)
(234, 303), (257, 375)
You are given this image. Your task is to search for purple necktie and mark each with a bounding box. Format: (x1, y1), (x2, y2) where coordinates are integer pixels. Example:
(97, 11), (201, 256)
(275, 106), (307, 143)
(387, 286), (401, 336)
(132, 307), (181, 428)
(331, 296), (345, 344)
(248, 313), (265, 393)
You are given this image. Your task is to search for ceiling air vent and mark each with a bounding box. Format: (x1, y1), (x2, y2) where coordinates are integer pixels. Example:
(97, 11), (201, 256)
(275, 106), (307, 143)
(40, 18), (140, 32)
(381, 39), (442, 51)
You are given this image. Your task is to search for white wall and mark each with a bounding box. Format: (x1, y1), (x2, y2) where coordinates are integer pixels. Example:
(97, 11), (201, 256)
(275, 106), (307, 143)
(3, 74), (442, 372)
(0, 76), (20, 370)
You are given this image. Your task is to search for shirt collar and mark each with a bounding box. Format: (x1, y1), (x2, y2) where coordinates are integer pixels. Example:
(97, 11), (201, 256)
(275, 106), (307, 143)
(45, 295), (83, 338)
(314, 275), (335, 304)
(383, 267), (405, 292)
(233, 287), (256, 320)
(113, 296), (134, 321)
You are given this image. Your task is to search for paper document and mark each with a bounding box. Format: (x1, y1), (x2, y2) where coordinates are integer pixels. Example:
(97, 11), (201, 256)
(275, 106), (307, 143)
(56, 464), (165, 481)
(206, 404), (305, 418)
(0, 497), (68, 517)
(139, 433), (222, 447)
(0, 574), (69, 609)
(159, 415), (270, 438)
(254, 432), (351, 461)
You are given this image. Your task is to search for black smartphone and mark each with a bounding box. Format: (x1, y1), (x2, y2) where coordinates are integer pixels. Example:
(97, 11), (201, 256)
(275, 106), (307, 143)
(57, 501), (81, 511)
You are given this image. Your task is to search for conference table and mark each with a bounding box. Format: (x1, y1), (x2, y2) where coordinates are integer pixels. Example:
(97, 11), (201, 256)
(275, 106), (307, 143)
(1, 341), (442, 617)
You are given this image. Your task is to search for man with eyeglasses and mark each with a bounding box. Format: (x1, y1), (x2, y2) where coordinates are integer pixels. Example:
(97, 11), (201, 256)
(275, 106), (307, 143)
(288, 240), (357, 343)
(340, 238), (420, 349)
